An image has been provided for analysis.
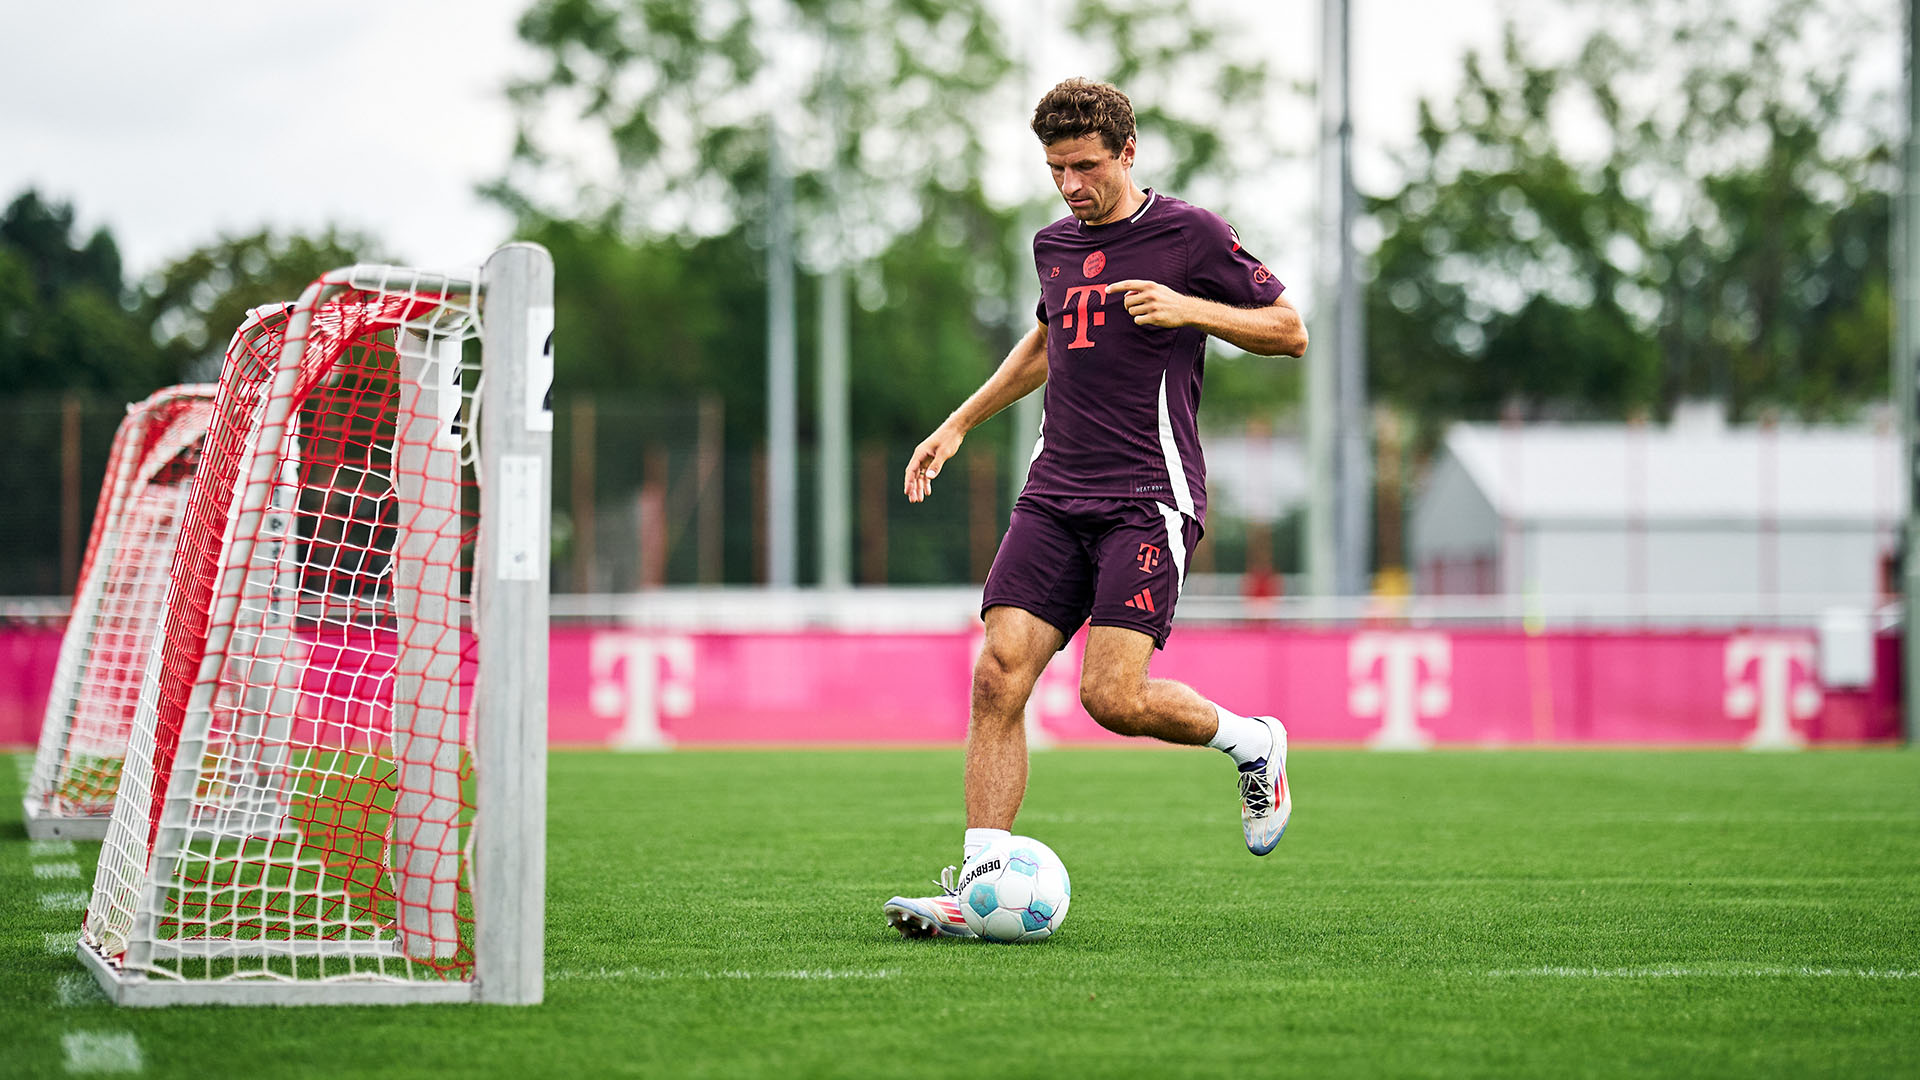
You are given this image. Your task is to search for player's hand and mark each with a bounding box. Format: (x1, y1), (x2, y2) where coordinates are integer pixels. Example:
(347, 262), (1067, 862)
(1106, 279), (1193, 329)
(904, 424), (964, 503)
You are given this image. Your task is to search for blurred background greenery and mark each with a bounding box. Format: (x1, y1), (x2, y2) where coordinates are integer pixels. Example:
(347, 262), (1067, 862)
(0, 0), (1897, 592)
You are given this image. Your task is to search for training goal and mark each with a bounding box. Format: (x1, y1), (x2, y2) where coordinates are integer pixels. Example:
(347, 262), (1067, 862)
(76, 244), (552, 1006)
(25, 384), (218, 840)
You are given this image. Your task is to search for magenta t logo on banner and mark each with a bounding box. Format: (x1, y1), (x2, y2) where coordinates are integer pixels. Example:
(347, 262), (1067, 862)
(1348, 632), (1451, 750)
(1724, 635), (1820, 750)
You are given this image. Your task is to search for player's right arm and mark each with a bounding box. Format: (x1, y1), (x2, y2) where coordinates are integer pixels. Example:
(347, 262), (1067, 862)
(904, 320), (1049, 503)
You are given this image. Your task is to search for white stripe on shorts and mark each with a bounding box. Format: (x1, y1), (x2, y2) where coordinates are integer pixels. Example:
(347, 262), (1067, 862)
(1157, 503), (1188, 599)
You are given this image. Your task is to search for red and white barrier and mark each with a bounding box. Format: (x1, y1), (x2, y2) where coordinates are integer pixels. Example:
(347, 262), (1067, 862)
(0, 623), (1898, 748)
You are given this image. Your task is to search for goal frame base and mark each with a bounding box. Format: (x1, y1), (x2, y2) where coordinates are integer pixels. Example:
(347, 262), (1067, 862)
(76, 939), (480, 1007)
(22, 795), (111, 841)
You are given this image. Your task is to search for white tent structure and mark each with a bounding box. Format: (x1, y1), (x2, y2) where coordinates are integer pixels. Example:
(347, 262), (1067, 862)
(1410, 414), (1904, 608)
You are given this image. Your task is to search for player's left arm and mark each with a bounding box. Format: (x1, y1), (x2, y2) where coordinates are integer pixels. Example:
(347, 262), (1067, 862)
(1104, 281), (1307, 357)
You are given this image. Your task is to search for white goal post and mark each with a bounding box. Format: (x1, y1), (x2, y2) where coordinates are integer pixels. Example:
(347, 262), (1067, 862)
(25, 384), (218, 840)
(76, 244), (552, 1006)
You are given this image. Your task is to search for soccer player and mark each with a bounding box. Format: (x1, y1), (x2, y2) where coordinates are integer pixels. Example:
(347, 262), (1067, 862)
(884, 78), (1309, 938)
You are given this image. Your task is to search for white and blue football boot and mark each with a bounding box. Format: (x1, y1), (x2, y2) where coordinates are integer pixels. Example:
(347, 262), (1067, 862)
(884, 866), (977, 939)
(1238, 716), (1291, 855)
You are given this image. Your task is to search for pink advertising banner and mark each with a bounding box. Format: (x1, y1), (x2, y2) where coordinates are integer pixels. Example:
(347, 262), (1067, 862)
(2, 623), (1899, 749)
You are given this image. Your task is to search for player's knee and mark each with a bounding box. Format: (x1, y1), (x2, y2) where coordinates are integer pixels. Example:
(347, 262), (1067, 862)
(1080, 681), (1148, 735)
(971, 647), (1032, 721)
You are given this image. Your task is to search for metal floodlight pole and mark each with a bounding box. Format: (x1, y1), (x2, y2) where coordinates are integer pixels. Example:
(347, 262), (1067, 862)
(1900, 0), (1920, 743)
(767, 124), (799, 588)
(817, 6), (851, 589)
(1311, 0), (1367, 599)
(1008, 0), (1053, 507)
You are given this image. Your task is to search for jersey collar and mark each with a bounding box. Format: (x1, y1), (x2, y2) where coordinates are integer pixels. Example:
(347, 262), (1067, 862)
(1078, 188), (1158, 232)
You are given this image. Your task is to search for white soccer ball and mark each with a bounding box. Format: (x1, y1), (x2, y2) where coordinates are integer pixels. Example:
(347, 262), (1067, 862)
(956, 836), (1071, 943)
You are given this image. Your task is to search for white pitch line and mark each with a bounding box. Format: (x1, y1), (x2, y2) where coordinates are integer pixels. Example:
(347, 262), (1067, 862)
(553, 967), (898, 983)
(45, 931), (80, 955)
(55, 972), (107, 1007)
(31, 839), (78, 858)
(61, 1031), (142, 1074)
(39, 891), (89, 912)
(1487, 966), (1920, 979)
(34, 862), (83, 880)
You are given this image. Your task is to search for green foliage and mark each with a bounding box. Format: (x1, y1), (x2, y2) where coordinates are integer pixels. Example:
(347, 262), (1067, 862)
(141, 229), (384, 383)
(496, 0), (1300, 452)
(501, 0), (1013, 257)
(0, 191), (159, 397)
(1368, 0), (1895, 441)
(1067, 0), (1306, 195)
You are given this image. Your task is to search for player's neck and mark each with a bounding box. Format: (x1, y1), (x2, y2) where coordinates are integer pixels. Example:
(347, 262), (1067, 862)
(1086, 183), (1149, 227)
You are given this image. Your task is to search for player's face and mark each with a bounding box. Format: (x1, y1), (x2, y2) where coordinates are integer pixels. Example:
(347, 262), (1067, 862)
(1045, 135), (1136, 225)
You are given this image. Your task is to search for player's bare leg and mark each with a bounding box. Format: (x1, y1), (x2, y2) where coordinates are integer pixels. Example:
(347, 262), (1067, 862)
(1079, 626), (1291, 854)
(885, 605), (1063, 938)
(966, 605), (1066, 830)
(1077, 626), (1217, 743)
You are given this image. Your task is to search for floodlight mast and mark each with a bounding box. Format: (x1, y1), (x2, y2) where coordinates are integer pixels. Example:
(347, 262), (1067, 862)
(1311, 0), (1371, 601)
(1900, 0), (1920, 744)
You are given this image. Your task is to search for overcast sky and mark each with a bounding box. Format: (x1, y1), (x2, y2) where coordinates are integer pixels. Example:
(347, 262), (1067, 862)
(0, 1), (1510, 279)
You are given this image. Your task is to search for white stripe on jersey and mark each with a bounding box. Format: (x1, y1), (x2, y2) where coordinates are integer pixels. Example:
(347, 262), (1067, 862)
(1029, 407), (1046, 463)
(1156, 371), (1196, 518)
(1157, 503), (1188, 598)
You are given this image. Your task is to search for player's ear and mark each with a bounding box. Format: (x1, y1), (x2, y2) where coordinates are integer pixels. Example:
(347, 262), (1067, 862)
(1120, 136), (1136, 168)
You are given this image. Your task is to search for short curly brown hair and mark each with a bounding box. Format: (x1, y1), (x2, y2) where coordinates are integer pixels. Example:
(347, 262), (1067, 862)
(1031, 78), (1135, 153)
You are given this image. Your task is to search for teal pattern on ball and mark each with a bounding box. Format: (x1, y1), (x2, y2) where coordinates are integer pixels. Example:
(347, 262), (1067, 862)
(1020, 899), (1054, 932)
(966, 882), (998, 918)
(1008, 849), (1040, 876)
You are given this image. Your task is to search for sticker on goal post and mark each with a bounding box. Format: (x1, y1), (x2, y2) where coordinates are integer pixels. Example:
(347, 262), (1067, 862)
(498, 454), (544, 581)
(527, 306), (554, 432)
(436, 335), (465, 450)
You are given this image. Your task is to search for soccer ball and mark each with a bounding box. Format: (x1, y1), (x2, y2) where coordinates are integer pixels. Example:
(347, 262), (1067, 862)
(956, 836), (1071, 943)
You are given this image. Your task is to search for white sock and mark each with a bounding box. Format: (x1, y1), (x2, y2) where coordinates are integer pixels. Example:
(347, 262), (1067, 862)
(964, 828), (1010, 864)
(1207, 704), (1272, 766)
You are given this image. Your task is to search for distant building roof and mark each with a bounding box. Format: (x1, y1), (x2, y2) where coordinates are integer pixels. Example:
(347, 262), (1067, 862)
(1443, 420), (1904, 524)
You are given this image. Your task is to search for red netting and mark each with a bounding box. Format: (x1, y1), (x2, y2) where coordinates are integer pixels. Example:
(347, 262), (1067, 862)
(122, 282), (479, 978)
(31, 386), (215, 818)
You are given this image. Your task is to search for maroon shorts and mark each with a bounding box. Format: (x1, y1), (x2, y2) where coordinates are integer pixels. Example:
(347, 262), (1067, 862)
(981, 493), (1203, 650)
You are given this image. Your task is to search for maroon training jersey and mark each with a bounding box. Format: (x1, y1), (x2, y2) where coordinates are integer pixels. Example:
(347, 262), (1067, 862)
(1024, 190), (1284, 524)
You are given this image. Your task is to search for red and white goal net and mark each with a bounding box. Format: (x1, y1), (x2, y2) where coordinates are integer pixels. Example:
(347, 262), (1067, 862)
(78, 248), (551, 1006)
(25, 385), (217, 838)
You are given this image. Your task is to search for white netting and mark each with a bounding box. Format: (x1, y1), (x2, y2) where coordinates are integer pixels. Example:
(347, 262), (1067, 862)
(26, 386), (217, 828)
(82, 267), (488, 986)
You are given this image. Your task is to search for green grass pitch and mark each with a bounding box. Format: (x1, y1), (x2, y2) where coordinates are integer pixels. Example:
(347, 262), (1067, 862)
(4, 747), (1918, 1078)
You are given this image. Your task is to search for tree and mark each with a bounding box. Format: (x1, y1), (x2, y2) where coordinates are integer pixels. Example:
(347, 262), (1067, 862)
(141, 229), (382, 383)
(1366, 0), (1895, 439)
(498, 0), (1013, 265)
(0, 190), (158, 397)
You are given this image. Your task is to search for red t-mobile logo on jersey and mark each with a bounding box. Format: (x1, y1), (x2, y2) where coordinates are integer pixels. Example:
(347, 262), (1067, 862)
(1137, 543), (1162, 573)
(1061, 284), (1109, 350)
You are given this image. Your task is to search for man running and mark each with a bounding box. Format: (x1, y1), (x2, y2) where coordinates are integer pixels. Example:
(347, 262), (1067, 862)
(885, 78), (1308, 938)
